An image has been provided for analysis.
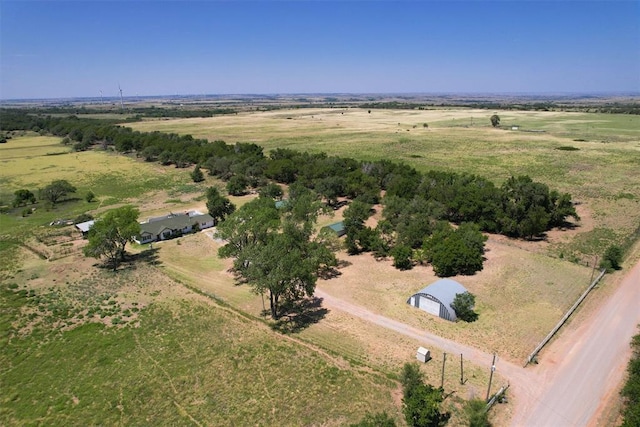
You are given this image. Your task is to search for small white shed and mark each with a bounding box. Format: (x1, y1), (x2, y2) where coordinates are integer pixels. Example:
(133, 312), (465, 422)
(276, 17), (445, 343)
(416, 347), (431, 363)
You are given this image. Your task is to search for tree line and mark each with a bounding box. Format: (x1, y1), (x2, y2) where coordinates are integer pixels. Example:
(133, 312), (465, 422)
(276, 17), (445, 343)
(1, 110), (580, 278)
(359, 101), (640, 115)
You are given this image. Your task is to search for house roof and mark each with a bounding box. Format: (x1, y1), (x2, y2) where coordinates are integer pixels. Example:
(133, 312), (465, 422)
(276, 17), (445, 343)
(324, 221), (345, 234)
(414, 278), (468, 316)
(140, 213), (213, 236)
(75, 220), (95, 233)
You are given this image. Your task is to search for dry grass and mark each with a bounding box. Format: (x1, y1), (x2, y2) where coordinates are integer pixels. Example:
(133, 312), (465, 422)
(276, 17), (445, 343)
(128, 108), (640, 263)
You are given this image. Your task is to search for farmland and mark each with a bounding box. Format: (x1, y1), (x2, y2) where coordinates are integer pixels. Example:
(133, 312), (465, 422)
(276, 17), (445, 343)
(129, 108), (640, 261)
(1, 103), (639, 425)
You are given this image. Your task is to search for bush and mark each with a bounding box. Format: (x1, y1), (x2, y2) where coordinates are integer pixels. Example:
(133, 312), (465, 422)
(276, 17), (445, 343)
(74, 213), (94, 224)
(451, 291), (479, 322)
(600, 245), (623, 272)
(391, 245), (413, 270)
(621, 332), (640, 426)
(85, 191), (96, 203)
(464, 399), (491, 427)
(191, 165), (205, 182)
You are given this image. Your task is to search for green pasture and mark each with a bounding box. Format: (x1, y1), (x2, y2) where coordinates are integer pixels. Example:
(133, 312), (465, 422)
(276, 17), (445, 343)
(0, 134), (204, 233)
(0, 283), (400, 426)
(0, 134), (189, 196)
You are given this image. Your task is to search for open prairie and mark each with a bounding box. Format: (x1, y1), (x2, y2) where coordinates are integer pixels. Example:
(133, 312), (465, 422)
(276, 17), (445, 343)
(0, 137), (409, 426)
(129, 108), (640, 261)
(2, 107), (638, 425)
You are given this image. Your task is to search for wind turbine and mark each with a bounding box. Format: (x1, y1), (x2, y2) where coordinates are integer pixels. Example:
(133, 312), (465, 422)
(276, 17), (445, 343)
(118, 83), (124, 110)
(99, 90), (103, 104)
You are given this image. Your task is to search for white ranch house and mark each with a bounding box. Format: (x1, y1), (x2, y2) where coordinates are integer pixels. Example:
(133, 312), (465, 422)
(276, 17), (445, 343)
(134, 211), (214, 244)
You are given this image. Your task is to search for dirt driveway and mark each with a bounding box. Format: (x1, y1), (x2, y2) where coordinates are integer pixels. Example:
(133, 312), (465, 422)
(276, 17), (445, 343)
(316, 256), (640, 426)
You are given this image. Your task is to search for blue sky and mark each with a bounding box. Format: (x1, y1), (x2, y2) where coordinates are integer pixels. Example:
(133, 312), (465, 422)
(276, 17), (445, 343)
(1, 1), (638, 99)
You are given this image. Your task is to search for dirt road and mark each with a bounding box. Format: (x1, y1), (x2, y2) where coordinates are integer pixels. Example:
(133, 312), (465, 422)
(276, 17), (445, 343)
(510, 259), (640, 426)
(316, 257), (640, 426)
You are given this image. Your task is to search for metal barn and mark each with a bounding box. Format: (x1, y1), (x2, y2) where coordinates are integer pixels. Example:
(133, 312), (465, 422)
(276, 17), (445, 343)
(407, 278), (468, 322)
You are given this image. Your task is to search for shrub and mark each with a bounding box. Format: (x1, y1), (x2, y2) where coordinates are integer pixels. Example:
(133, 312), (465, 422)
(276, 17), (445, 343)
(191, 165), (205, 183)
(74, 213), (94, 224)
(464, 399), (492, 427)
(600, 245), (623, 272)
(391, 245), (413, 270)
(451, 291), (479, 322)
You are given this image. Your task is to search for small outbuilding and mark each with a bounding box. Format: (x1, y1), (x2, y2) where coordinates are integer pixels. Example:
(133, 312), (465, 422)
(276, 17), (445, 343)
(407, 278), (468, 322)
(416, 347), (431, 363)
(322, 221), (346, 237)
(75, 220), (95, 238)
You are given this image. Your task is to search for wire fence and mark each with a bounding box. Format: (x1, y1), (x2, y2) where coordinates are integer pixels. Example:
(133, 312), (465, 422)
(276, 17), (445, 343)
(524, 268), (606, 366)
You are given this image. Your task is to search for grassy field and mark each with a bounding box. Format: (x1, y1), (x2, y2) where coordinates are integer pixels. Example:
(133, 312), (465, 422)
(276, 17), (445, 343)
(0, 134), (211, 234)
(129, 108), (640, 260)
(2, 108), (637, 425)
(0, 132), (408, 426)
(0, 279), (401, 426)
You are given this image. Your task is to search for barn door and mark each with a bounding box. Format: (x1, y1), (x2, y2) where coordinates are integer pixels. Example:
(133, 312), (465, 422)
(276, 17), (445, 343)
(418, 296), (441, 317)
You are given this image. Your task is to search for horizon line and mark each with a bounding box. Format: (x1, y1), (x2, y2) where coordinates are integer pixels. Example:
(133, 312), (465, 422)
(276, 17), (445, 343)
(2, 91), (640, 103)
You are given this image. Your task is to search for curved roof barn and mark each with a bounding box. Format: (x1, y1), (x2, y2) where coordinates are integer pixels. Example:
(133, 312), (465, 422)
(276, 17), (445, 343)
(407, 278), (468, 322)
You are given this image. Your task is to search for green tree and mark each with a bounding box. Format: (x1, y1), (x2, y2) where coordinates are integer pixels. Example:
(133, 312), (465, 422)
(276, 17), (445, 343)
(451, 291), (479, 322)
(490, 114), (500, 127)
(315, 176), (347, 208)
(518, 205), (550, 240)
(401, 363), (424, 399)
(400, 364), (448, 427)
(83, 206), (141, 270)
(464, 399), (491, 427)
(258, 183), (283, 200)
(600, 245), (623, 272)
(391, 244), (413, 270)
(217, 197), (281, 259)
(344, 200), (374, 254)
(205, 187), (235, 225)
(424, 222), (486, 277)
(141, 146), (161, 162)
(226, 175), (248, 196)
(85, 190), (96, 203)
(237, 221), (335, 319)
(158, 150), (173, 165)
(219, 195), (335, 320)
(191, 164), (205, 182)
(13, 189), (36, 207)
(621, 332), (640, 427)
(40, 180), (76, 206)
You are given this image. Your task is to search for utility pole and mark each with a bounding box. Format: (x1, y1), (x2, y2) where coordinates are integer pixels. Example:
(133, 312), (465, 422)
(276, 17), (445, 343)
(440, 352), (447, 389)
(460, 353), (465, 385)
(589, 255), (599, 284)
(486, 353), (497, 401)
